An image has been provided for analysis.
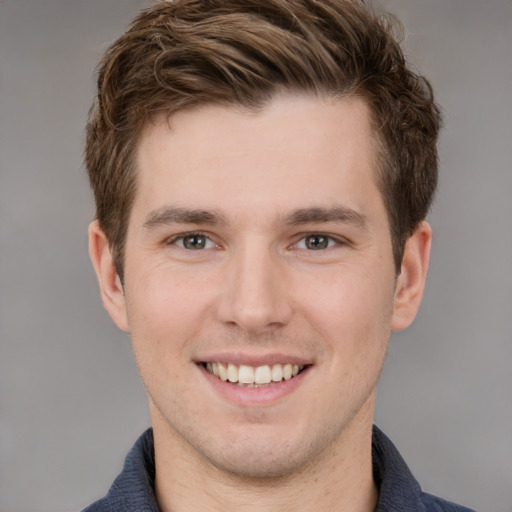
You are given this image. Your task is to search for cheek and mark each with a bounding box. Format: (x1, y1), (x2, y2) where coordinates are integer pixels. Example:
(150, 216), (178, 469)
(128, 263), (213, 323)
(297, 265), (395, 353)
(124, 266), (217, 369)
(125, 274), (206, 404)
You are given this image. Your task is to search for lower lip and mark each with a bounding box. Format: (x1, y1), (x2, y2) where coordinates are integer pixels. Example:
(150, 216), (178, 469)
(198, 364), (310, 406)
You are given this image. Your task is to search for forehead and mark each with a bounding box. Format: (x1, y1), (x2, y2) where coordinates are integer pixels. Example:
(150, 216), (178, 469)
(133, 94), (381, 220)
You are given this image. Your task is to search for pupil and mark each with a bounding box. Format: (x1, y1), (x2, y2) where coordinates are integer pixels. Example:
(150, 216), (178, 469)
(184, 235), (206, 250)
(306, 235), (328, 250)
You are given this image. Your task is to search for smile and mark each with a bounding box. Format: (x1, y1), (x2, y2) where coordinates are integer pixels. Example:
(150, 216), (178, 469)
(203, 362), (305, 387)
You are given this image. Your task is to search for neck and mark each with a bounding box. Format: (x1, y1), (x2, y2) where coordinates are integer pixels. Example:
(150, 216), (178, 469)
(151, 398), (378, 512)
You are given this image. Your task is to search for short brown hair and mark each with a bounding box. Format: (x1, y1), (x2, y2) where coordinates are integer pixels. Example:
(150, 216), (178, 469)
(85, 0), (441, 279)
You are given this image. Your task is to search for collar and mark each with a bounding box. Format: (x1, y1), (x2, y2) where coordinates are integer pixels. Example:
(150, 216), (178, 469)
(83, 426), (474, 512)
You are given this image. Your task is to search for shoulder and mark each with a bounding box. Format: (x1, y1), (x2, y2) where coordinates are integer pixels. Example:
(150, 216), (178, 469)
(419, 492), (477, 512)
(81, 497), (112, 512)
(372, 426), (477, 512)
(80, 429), (158, 512)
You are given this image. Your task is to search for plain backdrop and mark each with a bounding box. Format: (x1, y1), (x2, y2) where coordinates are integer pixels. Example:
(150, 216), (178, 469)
(1, 1), (511, 511)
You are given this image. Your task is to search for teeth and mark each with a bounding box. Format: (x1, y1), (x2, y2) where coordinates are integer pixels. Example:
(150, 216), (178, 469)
(218, 362), (228, 381)
(238, 364), (254, 384)
(227, 363), (238, 383)
(254, 365), (271, 384)
(206, 362), (304, 386)
(271, 364), (283, 382)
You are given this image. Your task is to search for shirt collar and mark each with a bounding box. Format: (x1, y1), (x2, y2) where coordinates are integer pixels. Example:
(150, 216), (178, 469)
(88, 426), (425, 511)
(372, 425), (422, 511)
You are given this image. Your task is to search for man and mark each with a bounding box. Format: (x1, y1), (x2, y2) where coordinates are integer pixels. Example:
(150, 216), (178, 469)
(83, 1), (475, 510)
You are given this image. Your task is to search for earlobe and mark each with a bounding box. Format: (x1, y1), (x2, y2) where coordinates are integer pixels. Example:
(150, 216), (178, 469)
(88, 220), (130, 333)
(391, 221), (432, 331)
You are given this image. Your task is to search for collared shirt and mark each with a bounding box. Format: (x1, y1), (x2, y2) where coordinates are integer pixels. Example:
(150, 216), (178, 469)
(82, 426), (476, 512)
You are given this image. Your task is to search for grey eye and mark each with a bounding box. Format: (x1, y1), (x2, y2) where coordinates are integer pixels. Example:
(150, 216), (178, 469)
(182, 234), (208, 250)
(304, 234), (329, 250)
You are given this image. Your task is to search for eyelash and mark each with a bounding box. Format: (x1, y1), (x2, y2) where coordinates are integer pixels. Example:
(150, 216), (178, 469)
(165, 231), (347, 251)
(165, 231), (217, 250)
(292, 233), (347, 251)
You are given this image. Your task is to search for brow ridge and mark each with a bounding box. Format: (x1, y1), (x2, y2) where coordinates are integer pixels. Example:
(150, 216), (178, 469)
(143, 207), (227, 229)
(143, 205), (367, 230)
(283, 206), (368, 228)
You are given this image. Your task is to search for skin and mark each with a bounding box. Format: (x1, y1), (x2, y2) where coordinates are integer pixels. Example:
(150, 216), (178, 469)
(89, 94), (431, 512)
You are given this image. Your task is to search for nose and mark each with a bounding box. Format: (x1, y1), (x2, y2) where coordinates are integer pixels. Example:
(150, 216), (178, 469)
(216, 241), (293, 335)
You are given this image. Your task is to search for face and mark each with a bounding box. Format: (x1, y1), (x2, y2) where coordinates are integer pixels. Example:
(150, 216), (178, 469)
(91, 94), (429, 479)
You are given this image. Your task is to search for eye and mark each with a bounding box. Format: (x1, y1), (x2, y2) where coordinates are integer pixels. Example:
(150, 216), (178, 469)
(296, 234), (339, 250)
(173, 233), (216, 250)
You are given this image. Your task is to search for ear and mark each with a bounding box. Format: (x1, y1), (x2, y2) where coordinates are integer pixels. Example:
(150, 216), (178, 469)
(88, 220), (130, 332)
(391, 221), (432, 331)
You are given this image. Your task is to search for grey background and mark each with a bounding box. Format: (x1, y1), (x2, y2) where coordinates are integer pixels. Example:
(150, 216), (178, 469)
(0, 0), (510, 510)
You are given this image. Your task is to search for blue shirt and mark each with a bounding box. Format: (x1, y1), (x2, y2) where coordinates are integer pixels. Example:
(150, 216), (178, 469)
(82, 426), (476, 511)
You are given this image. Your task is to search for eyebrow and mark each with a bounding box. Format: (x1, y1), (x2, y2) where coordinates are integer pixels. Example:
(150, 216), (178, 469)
(143, 207), (228, 229)
(142, 205), (368, 230)
(282, 206), (368, 229)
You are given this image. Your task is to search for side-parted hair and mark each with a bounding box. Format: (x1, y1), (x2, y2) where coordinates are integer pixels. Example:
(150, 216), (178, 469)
(85, 0), (441, 280)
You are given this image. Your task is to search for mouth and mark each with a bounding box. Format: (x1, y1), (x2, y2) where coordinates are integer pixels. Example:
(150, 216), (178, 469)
(201, 362), (307, 387)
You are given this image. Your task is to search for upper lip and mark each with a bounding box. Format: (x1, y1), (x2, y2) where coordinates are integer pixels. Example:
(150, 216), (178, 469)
(194, 352), (314, 367)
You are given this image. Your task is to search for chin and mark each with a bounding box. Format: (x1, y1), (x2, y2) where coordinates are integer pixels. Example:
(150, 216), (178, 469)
(207, 445), (309, 480)
(196, 423), (336, 480)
